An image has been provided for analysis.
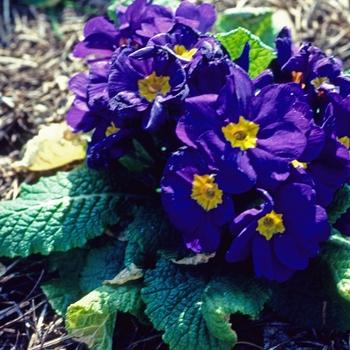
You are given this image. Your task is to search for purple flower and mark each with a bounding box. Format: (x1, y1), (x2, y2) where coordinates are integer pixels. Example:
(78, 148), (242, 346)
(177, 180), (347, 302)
(67, 59), (134, 169)
(87, 128), (133, 169)
(273, 31), (350, 101)
(121, 0), (173, 42)
(290, 136), (350, 207)
(272, 28), (350, 113)
(275, 27), (293, 68)
(283, 44), (344, 96)
(73, 0), (173, 58)
(148, 23), (205, 63)
(289, 104), (350, 206)
(328, 93), (350, 142)
(186, 37), (234, 96)
(73, 0), (216, 59)
(161, 147), (235, 253)
(226, 183), (330, 282)
(67, 57), (111, 132)
(175, 1), (216, 34)
(73, 16), (120, 59)
(108, 45), (188, 132)
(177, 67), (309, 189)
(148, 22), (232, 95)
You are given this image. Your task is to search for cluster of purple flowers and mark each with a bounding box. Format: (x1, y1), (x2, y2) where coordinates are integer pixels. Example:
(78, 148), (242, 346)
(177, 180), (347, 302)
(67, 0), (350, 282)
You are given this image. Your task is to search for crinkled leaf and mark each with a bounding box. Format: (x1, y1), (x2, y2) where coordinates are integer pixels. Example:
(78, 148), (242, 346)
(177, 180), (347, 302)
(216, 27), (275, 78)
(270, 235), (350, 331)
(203, 274), (271, 342)
(328, 184), (350, 224)
(142, 259), (270, 350)
(216, 7), (274, 46)
(322, 235), (350, 303)
(66, 283), (143, 350)
(44, 240), (127, 317)
(43, 248), (87, 315)
(123, 205), (179, 267)
(0, 166), (122, 257)
(42, 279), (82, 316)
(80, 240), (126, 293)
(142, 259), (227, 350)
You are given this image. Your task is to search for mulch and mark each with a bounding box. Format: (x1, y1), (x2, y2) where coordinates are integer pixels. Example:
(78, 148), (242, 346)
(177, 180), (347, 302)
(1, 1), (350, 349)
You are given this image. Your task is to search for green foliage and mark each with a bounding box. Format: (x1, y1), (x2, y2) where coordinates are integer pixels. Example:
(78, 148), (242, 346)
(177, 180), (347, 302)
(42, 279), (82, 317)
(0, 166), (122, 257)
(216, 27), (275, 78)
(80, 241), (126, 292)
(203, 275), (271, 341)
(66, 283), (143, 350)
(322, 235), (350, 303)
(119, 140), (154, 172)
(48, 239), (143, 350)
(327, 184), (350, 224)
(142, 259), (270, 350)
(48, 248), (87, 279)
(43, 240), (126, 316)
(216, 7), (274, 46)
(19, 0), (61, 8)
(123, 205), (179, 267)
(270, 235), (350, 331)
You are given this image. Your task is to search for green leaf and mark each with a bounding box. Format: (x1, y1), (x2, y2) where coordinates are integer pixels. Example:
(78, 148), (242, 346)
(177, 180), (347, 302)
(216, 27), (275, 78)
(327, 184), (350, 224)
(269, 235), (350, 331)
(42, 279), (82, 316)
(118, 140), (154, 172)
(0, 166), (122, 257)
(203, 275), (271, 343)
(216, 7), (274, 46)
(80, 240), (126, 293)
(322, 235), (350, 302)
(20, 0), (61, 8)
(123, 205), (179, 267)
(142, 259), (270, 350)
(43, 240), (127, 316)
(66, 283), (143, 350)
(43, 248), (87, 315)
(48, 248), (87, 278)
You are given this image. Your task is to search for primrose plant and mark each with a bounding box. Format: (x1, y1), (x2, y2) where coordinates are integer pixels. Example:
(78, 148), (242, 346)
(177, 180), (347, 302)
(1, 0), (350, 349)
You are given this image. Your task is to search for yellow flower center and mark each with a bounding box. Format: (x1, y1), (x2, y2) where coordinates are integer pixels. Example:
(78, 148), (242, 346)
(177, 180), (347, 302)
(257, 210), (286, 240)
(291, 71), (306, 89)
(138, 71), (171, 102)
(191, 174), (223, 212)
(311, 76), (329, 90)
(222, 116), (259, 151)
(105, 122), (120, 137)
(338, 136), (350, 149)
(173, 45), (198, 61)
(291, 160), (308, 169)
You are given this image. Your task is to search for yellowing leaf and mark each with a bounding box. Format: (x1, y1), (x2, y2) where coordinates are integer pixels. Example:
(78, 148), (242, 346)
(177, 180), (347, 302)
(104, 263), (143, 286)
(15, 122), (86, 171)
(171, 252), (216, 265)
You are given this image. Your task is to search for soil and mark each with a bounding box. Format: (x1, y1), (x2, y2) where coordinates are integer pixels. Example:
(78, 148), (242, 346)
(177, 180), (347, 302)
(1, 0), (350, 349)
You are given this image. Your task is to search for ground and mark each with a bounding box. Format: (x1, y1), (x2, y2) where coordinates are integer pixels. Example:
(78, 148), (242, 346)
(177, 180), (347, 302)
(1, 0), (350, 349)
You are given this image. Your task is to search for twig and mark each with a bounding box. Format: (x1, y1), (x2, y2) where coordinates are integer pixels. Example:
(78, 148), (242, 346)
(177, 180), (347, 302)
(236, 341), (263, 349)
